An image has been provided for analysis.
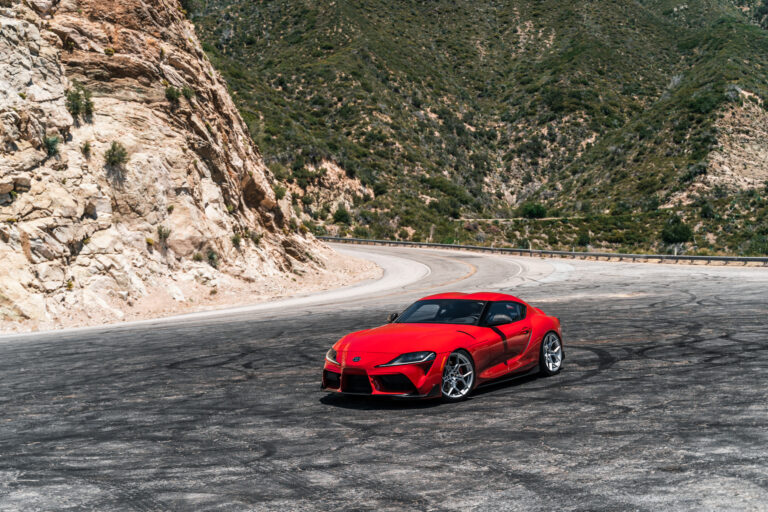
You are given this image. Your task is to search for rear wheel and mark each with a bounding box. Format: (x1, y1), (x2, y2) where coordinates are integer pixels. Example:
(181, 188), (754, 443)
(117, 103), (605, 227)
(441, 350), (475, 402)
(539, 332), (563, 376)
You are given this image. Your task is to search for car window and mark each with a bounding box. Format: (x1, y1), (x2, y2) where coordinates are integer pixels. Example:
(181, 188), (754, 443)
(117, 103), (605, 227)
(483, 301), (525, 325)
(397, 299), (487, 325)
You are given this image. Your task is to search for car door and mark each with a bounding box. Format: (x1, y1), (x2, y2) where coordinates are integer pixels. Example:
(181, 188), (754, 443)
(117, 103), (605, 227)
(483, 302), (530, 363)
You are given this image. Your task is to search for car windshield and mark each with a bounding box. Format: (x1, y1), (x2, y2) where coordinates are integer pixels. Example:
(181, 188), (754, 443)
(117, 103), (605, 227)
(396, 299), (486, 325)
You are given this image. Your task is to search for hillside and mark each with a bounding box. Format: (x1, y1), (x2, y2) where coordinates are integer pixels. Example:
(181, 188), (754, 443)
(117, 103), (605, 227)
(187, 0), (768, 255)
(0, 0), (337, 329)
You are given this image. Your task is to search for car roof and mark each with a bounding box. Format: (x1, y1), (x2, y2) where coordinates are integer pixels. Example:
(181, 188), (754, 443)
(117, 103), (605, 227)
(418, 292), (526, 303)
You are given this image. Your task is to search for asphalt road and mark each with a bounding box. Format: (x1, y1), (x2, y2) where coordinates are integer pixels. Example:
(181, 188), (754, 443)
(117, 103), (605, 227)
(1, 244), (767, 511)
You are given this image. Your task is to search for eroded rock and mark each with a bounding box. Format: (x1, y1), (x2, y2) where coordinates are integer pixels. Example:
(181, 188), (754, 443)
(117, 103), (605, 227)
(0, 0), (319, 329)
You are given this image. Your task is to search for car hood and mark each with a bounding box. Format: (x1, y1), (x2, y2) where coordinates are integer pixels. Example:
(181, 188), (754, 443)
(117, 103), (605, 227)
(336, 322), (483, 355)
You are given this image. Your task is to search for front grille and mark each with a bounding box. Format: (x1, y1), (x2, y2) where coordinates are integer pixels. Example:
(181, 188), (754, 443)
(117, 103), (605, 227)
(343, 373), (372, 394)
(376, 374), (417, 394)
(323, 370), (340, 389)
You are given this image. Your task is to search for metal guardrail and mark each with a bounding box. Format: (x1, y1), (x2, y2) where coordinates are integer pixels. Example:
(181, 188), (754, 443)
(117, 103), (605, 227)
(319, 237), (768, 266)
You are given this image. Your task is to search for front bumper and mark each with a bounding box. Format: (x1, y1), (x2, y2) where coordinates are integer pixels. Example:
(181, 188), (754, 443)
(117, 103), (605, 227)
(321, 355), (445, 398)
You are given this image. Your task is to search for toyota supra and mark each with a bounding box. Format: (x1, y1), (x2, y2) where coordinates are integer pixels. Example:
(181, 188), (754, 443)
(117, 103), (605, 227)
(321, 292), (563, 402)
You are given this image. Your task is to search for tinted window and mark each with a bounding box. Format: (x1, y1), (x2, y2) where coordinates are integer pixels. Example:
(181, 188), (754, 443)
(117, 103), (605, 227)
(483, 301), (525, 325)
(397, 299), (487, 325)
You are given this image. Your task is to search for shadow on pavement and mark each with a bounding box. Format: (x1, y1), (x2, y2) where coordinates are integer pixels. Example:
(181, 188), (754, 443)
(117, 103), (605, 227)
(318, 372), (544, 409)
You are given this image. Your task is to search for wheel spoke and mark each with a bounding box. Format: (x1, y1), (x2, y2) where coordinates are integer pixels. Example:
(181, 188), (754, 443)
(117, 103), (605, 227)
(542, 336), (562, 372)
(442, 353), (474, 398)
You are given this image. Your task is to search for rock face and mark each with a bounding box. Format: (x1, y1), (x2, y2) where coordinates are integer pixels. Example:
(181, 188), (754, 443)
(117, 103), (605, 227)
(282, 160), (374, 236)
(0, 0), (318, 325)
(708, 90), (768, 189)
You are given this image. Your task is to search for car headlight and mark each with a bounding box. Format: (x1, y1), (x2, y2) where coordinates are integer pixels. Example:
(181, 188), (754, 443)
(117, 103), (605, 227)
(325, 348), (339, 365)
(377, 351), (436, 367)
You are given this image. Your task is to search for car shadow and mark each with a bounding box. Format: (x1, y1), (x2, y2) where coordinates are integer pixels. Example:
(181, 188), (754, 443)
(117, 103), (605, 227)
(318, 371), (544, 409)
(472, 372), (540, 396)
(319, 393), (443, 410)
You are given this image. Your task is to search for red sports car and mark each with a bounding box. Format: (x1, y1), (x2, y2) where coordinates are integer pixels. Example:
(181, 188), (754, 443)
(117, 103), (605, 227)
(321, 292), (564, 402)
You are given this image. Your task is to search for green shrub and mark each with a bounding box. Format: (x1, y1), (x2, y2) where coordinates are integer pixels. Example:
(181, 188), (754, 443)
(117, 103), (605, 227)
(682, 162), (707, 182)
(104, 47), (115, 56)
(273, 185), (286, 200)
(66, 85), (94, 120)
(250, 231), (262, 245)
(206, 248), (219, 268)
(157, 225), (171, 243)
(165, 86), (181, 102)
(81, 141), (91, 158)
(66, 89), (83, 117)
(520, 202), (547, 219)
(231, 233), (242, 248)
(44, 136), (60, 157)
(576, 231), (590, 246)
(181, 85), (196, 100)
(333, 206), (351, 224)
(192, 252), (203, 262)
(661, 217), (693, 244)
(105, 142), (128, 166)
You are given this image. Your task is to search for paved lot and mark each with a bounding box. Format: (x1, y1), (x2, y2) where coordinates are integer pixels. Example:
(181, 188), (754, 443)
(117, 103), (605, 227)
(1, 245), (767, 510)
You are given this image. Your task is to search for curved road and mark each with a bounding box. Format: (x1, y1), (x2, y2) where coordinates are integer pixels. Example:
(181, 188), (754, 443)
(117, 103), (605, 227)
(1, 244), (767, 510)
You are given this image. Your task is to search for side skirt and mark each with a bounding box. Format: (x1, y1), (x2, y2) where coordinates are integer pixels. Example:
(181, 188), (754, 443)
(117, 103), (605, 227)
(476, 364), (540, 389)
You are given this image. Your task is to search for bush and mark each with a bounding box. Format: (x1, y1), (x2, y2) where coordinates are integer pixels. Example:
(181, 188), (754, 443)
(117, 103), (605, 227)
(192, 252), (203, 262)
(66, 89), (83, 117)
(682, 162), (707, 183)
(273, 185), (286, 201)
(206, 248), (219, 268)
(157, 225), (171, 243)
(104, 47), (115, 56)
(165, 86), (181, 102)
(81, 141), (91, 158)
(333, 206), (351, 224)
(231, 233), (242, 248)
(520, 202), (547, 219)
(661, 217), (693, 244)
(105, 142), (128, 166)
(249, 231), (262, 245)
(44, 136), (60, 157)
(181, 85), (196, 100)
(66, 85), (94, 120)
(576, 231), (590, 246)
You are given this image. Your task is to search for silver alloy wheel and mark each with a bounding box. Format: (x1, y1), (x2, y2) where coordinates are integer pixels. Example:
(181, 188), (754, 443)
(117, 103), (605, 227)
(442, 352), (474, 399)
(543, 333), (563, 372)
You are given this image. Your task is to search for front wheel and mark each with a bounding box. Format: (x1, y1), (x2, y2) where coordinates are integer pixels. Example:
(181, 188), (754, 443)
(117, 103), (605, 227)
(441, 350), (475, 402)
(539, 332), (563, 376)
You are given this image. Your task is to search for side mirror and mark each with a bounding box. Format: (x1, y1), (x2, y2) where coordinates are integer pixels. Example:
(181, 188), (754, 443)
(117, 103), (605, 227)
(387, 312), (399, 323)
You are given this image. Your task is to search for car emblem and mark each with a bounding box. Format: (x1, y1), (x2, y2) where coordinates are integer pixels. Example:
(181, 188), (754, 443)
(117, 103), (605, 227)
(352, 356), (361, 362)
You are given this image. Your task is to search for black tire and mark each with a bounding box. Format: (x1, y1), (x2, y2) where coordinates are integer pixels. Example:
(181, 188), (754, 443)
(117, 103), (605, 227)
(441, 350), (476, 402)
(539, 332), (564, 377)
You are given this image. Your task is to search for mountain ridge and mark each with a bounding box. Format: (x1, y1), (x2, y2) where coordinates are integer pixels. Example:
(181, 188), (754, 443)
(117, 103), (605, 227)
(188, 0), (768, 255)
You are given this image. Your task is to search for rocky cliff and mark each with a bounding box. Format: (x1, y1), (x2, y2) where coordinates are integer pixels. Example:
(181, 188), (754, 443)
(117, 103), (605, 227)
(0, 0), (321, 327)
